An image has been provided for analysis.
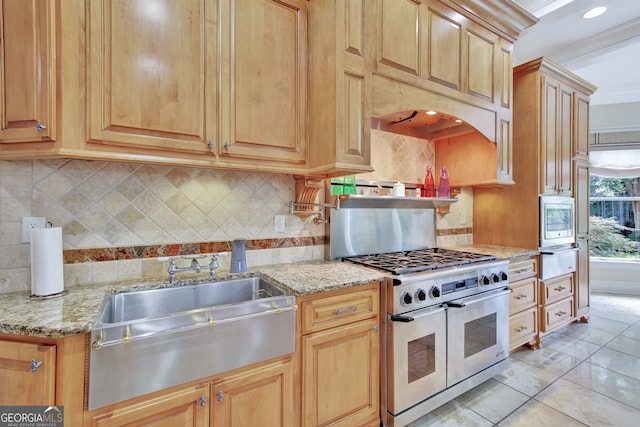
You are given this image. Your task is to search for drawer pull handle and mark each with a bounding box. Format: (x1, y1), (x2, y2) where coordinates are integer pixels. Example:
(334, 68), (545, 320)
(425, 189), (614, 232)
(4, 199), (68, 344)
(555, 310), (567, 317)
(554, 286), (566, 292)
(335, 306), (357, 316)
(514, 294), (528, 300)
(515, 325), (528, 333)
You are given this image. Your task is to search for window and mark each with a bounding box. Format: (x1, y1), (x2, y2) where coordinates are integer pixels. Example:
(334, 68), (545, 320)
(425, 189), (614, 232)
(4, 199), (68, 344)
(589, 149), (640, 259)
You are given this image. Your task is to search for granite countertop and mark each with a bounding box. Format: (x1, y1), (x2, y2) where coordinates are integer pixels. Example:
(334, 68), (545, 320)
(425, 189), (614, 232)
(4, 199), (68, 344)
(0, 260), (385, 339)
(448, 244), (539, 260)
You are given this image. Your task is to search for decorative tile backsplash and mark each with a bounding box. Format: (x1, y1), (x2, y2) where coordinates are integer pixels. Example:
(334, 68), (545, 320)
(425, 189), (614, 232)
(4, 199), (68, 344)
(0, 130), (472, 294)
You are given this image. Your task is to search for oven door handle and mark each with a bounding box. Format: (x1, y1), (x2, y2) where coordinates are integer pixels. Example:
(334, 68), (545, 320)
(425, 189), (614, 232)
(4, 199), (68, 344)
(442, 301), (465, 308)
(390, 305), (446, 322)
(540, 247), (579, 255)
(390, 314), (414, 322)
(445, 286), (512, 308)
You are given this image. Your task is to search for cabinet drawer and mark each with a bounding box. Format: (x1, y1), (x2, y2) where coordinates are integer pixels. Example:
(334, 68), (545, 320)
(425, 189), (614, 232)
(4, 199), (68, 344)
(540, 273), (573, 305)
(508, 257), (537, 282)
(301, 287), (379, 334)
(509, 307), (537, 347)
(541, 297), (574, 332)
(509, 276), (537, 314)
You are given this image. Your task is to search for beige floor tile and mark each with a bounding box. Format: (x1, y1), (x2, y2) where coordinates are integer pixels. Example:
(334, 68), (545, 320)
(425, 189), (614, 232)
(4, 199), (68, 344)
(493, 359), (558, 397)
(557, 322), (617, 346)
(535, 378), (640, 426)
(455, 378), (529, 424)
(542, 332), (601, 360)
(498, 400), (587, 427)
(510, 345), (581, 376)
(605, 334), (640, 357)
(588, 346), (640, 381)
(406, 399), (493, 427)
(588, 314), (634, 334)
(621, 322), (640, 340)
(563, 362), (640, 410)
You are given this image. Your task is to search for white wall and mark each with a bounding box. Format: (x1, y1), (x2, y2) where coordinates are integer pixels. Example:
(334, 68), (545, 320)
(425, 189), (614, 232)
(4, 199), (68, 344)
(590, 258), (640, 296)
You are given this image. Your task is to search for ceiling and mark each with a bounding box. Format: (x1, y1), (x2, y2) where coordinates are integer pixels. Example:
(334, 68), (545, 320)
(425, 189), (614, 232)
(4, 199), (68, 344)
(513, 0), (640, 106)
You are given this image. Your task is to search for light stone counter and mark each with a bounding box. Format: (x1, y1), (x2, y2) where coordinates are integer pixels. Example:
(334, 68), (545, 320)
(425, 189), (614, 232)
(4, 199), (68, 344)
(0, 261), (385, 339)
(448, 244), (539, 260)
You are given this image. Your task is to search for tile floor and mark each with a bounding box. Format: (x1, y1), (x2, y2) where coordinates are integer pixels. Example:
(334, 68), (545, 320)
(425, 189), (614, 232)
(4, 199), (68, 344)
(409, 292), (640, 427)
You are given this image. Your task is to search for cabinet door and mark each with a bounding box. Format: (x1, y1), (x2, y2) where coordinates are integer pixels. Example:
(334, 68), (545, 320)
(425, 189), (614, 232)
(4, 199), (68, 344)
(0, 340), (55, 405)
(302, 318), (379, 427)
(89, 383), (209, 427)
(211, 359), (293, 427)
(218, 0), (306, 164)
(87, 0), (211, 154)
(558, 86), (573, 195)
(0, 0), (55, 143)
(540, 76), (559, 195)
(573, 92), (590, 160)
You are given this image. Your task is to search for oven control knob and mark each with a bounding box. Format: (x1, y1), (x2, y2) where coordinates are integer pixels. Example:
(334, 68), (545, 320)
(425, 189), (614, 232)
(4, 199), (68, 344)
(429, 286), (441, 298)
(400, 292), (413, 306)
(490, 273), (500, 283)
(480, 275), (491, 285)
(416, 289), (427, 302)
(500, 271), (508, 282)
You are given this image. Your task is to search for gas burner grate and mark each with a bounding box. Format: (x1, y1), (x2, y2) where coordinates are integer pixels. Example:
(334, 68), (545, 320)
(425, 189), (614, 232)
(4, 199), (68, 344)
(343, 248), (496, 275)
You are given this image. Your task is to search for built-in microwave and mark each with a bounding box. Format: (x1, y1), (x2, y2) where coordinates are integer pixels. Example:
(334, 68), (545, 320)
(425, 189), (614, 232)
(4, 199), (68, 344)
(539, 195), (575, 248)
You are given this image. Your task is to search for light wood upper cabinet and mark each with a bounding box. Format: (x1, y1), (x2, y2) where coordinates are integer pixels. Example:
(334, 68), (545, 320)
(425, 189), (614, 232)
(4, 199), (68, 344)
(218, 0), (307, 165)
(86, 0), (211, 154)
(0, 0), (56, 143)
(540, 76), (573, 195)
(573, 92), (590, 160)
(0, 339), (56, 405)
(307, 0), (373, 176)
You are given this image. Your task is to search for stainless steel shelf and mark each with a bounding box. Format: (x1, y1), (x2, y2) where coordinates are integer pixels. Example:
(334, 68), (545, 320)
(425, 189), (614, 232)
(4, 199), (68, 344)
(335, 195), (458, 209)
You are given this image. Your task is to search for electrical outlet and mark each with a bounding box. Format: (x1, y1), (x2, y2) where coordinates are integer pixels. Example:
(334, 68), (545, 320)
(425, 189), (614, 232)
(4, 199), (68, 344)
(274, 215), (286, 233)
(459, 211), (466, 225)
(21, 216), (46, 243)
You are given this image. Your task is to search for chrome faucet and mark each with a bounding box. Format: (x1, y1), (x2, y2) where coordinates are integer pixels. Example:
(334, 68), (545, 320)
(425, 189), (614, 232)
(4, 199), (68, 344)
(161, 253), (228, 282)
(167, 257), (201, 281)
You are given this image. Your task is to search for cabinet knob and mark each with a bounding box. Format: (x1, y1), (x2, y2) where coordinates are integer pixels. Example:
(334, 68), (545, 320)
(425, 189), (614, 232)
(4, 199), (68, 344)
(224, 141), (229, 151)
(199, 395), (207, 406)
(30, 359), (43, 373)
(217, 391), (224, 402)
(207, 140), (213, 150)
(35, 122), (47, 132)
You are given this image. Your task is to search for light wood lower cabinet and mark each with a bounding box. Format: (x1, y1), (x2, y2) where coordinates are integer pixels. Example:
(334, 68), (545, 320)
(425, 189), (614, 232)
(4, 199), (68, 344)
(0, 334), (86, 427)
(508, 256), (539, 350)
(88, 383), (210, 427)
(211, 358), (293, 427)
(298, 282), (381, 427)
(0, 339), (56, 405)
(539, 272), (575, 336)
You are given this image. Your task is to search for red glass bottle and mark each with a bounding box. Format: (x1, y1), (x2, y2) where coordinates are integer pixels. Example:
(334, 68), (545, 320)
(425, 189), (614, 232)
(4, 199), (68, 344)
(424, 166), (436, 197)
(438, 165), (450, 198)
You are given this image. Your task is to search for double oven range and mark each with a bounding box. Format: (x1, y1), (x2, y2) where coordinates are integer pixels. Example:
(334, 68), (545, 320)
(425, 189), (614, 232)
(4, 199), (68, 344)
(329, 199), (511, 427)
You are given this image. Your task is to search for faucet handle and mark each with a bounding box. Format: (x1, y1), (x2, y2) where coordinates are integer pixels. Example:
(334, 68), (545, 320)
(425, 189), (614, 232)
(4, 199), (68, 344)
(208, 252), (229, 276)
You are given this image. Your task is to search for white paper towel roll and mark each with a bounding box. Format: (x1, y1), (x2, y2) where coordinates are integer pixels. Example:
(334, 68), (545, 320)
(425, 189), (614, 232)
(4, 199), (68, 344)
(30, 227), (64, 297)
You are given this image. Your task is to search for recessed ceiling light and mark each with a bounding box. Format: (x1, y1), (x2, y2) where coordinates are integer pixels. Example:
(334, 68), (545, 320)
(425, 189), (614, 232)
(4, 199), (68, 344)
(583, 6), (607, 19)
(455, 119), (462, 123)
(426, 110), (437, 115)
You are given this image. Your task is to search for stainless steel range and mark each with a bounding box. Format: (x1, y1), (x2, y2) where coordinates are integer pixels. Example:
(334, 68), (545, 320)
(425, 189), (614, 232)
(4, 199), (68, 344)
(328, 196), (511, 427)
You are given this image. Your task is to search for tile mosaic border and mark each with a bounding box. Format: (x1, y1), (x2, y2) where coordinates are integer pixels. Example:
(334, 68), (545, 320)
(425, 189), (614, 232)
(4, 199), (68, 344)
(63, 236), (327, 264)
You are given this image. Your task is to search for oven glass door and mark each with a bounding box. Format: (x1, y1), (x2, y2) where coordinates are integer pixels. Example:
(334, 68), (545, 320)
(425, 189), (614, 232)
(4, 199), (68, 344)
(387, 304), (446, 414)
(446, 287), (510, 386)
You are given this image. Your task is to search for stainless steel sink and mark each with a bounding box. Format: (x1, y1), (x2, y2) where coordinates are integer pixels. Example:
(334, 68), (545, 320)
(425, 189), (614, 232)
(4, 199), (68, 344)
(97, 277), (287, 324)
(88, 276), (296, 410)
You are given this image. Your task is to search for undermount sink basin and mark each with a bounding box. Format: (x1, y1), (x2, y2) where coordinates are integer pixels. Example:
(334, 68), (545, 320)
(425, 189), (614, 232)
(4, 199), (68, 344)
(97, 276), (288, 324)
(89, 276), (296, 410)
